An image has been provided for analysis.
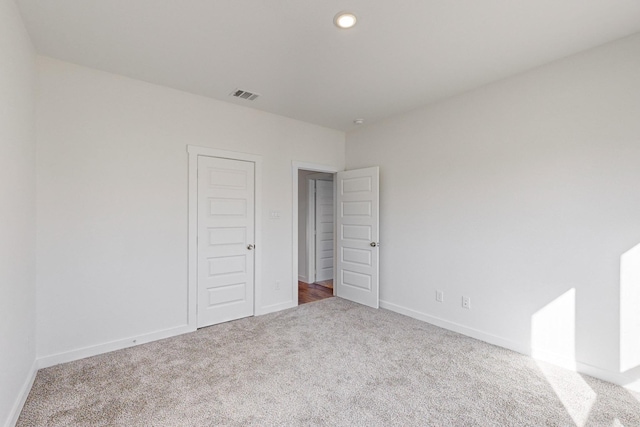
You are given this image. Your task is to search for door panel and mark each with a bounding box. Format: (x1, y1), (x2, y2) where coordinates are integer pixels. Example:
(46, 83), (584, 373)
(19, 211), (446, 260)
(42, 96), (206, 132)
(336, 167), (379, 308)
(314, 179), (334, 282)
(198, 156), (254, 327)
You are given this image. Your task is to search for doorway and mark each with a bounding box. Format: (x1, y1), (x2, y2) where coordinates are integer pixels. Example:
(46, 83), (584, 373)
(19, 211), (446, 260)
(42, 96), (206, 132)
(292, 162), (380, 309)
(297, 170), (336, 305)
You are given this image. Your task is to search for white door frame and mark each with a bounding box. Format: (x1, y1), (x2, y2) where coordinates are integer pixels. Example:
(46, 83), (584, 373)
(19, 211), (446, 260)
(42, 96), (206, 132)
(188, 145), (263, 329)
(292, 162), (339, 305)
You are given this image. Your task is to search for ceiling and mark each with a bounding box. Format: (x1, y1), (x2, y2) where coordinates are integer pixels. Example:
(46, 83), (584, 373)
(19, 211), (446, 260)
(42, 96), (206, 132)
(17, 0), (640, 131)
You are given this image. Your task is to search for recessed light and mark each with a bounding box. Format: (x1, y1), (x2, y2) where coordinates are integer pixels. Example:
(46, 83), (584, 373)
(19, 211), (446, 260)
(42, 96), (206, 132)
(353, 118), (365, 125)
(334, 12), (357, 29)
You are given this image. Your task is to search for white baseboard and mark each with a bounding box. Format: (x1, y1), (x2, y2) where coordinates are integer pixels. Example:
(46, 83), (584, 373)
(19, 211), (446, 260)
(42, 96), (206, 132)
(576, 362), (640, 392)
(35, 301), (300, 371)
(380, 300), (529, 355)
(35, 300), (303, 370)
(5, 360), (37, 427)
(379, 299), (640, 392)
(258, 300), (296, 316)
(36, 324), (194, 369)
(298, 274), (308, 283)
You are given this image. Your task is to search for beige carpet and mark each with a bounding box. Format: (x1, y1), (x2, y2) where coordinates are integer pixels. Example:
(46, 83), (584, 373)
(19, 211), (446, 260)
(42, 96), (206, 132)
(18, 298), (640, 426)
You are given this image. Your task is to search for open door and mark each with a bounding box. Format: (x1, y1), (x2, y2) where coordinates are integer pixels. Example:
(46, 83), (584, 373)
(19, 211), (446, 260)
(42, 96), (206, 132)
(336, 167), (379, 308)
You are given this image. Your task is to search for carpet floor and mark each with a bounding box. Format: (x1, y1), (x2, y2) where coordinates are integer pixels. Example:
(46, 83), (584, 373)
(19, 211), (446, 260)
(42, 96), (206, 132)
(17, 298), (640, 426)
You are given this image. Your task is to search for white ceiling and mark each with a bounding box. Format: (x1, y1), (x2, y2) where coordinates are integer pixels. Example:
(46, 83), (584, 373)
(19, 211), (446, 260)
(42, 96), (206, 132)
(17, 0), (640, 131)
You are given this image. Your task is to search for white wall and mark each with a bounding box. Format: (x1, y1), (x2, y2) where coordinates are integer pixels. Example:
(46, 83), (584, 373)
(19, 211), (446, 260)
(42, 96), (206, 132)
(346, 33), (640, 386)
(36, 57), (345, 362)
(0, 0), (37, 425)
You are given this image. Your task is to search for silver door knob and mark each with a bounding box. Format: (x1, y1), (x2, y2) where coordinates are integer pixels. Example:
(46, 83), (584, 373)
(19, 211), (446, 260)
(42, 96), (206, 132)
(370, 242), (379, 247)
(247, 244), (255, 250)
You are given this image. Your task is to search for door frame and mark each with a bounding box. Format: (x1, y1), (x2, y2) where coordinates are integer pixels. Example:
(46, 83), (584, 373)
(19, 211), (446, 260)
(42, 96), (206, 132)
(188, 145), (263, 329)
(292, 162), (339, 305)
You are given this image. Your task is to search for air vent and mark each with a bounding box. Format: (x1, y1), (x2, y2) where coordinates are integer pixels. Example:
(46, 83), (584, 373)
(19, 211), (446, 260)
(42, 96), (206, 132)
(230, 89), (260, 101)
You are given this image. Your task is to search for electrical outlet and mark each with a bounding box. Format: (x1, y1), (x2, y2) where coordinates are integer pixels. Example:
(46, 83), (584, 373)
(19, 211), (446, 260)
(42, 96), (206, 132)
(436, 290), (444, 302)
(275, 280), (281, 290)
(462, 296), (471, 309)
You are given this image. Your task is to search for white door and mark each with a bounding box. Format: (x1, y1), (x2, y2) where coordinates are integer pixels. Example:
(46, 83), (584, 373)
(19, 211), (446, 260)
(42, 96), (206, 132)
(336, 167), (380, 308)
(314, 179), (334, 282)
(197, 156), (255, 327)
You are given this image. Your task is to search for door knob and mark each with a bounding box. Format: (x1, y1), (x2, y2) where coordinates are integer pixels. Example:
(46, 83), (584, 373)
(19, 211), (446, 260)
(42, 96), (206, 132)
(370, 242), (379, 247)
(247, 244), (255, 250)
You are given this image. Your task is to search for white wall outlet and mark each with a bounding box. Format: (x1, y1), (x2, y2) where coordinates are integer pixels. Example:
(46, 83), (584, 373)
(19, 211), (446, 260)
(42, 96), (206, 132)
(462, 296), (471, 309)
(436, 290), (444, 302)
(275, 280), (281, 290)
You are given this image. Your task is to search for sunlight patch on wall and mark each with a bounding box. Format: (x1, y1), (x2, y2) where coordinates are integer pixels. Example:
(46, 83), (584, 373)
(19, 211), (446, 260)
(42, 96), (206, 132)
(621, 243), (640, 372)
(531, 288), (576, 369)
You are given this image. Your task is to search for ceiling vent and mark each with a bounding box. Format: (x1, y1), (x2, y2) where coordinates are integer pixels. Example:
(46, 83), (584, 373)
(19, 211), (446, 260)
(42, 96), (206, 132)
(230, 88), (260, 101)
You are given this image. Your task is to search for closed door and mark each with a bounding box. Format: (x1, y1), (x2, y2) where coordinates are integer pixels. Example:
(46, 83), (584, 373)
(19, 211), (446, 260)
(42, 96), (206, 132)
(197, 156), (255, 327)
(336, 167), (379, 308)
(315, 179), (334, 282)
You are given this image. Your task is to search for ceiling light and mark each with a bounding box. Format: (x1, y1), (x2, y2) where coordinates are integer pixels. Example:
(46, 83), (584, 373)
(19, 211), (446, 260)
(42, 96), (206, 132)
(353, 119), (365, 125)
(334, 12), (357, 29)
